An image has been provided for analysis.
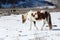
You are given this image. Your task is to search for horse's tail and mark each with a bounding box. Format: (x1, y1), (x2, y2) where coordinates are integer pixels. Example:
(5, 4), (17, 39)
(45, 11), (52, 30)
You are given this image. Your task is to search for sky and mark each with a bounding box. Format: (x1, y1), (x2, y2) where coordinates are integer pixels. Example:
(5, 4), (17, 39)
(0, 0), (55, 8)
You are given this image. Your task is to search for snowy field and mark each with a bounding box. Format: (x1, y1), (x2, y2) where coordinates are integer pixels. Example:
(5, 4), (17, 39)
(0, 12), (60, 40)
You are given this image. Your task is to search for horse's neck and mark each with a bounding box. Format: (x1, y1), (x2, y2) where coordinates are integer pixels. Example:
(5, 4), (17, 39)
(26, 10), (37, 21)
(24, 13), (28, 17)
(27, 14), (36, 21)
(27, 10), (33, 17)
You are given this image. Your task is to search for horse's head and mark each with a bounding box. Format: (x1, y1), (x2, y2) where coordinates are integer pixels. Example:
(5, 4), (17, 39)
(22, 14), (27, 23)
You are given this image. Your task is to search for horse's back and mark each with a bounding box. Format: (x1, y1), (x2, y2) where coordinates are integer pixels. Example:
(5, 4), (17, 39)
(36, 11), (46, 20)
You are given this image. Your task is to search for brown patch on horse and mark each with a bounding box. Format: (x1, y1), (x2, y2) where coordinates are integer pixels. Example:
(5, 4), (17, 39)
(31, 11), (46, 20)
(31, 13), (35, 17)
(22, 15), (26, 23)
(35, 11), (46, 20)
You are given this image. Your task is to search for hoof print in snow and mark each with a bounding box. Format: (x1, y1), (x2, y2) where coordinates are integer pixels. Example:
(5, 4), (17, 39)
(6, 29), (8, 30)
(19, 31), (22, 33)
(6, 35), (8, 37)
(31, 37), (41, 40)
(17, 20), (20, 21)
(58, 18), (60, 20)
(18, 34), (21, 36)
(22, 35), (28, 36)
(29, 39), (34, 40)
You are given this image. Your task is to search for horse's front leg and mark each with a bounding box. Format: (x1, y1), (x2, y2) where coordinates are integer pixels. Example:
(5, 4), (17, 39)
(33, 21), (38, 30)
(30, 20), (32, 30)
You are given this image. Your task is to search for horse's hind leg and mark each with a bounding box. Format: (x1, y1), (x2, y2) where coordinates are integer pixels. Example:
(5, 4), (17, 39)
(33, 21), (38, 30)
(47, 14), (52, 30)
(48, 20), (52, 30)
(41, 20), (46, 30)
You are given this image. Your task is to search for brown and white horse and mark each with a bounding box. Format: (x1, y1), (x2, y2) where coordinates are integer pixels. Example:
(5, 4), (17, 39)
(22, 10), (52, 30)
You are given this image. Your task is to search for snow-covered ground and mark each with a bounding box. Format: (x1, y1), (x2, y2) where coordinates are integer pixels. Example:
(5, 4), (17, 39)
(0, 12), (60, 40)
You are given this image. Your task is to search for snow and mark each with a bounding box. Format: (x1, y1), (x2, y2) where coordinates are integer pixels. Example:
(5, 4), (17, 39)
(0, 12), (60, 40)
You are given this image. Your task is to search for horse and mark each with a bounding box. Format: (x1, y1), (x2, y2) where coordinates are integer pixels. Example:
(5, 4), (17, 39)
(22, 10), (52, 30)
